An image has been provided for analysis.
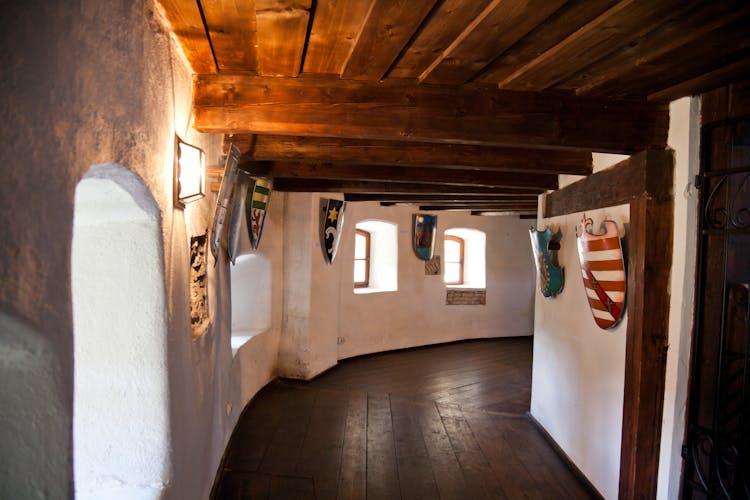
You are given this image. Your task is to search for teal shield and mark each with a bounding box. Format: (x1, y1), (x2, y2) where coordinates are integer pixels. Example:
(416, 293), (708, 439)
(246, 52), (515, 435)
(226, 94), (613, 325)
(529, 226), (564, 298)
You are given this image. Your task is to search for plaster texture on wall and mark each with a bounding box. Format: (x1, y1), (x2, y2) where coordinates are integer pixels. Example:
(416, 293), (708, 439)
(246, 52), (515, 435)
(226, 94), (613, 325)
(0, 312), (68, 499)
(656, 97), (700, 500)
(73, 169), (170, 499)
(531, 200), (629, 500)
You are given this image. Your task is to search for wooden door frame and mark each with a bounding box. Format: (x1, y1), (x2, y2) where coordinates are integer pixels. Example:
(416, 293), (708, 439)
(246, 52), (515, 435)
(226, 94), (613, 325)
(544, 149), (674, 498)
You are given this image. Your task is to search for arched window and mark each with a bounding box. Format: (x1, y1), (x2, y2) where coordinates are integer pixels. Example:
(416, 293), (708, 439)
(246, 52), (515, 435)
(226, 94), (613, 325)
(353, 220), (398, 293)
(443, 235), (465, 285)
(444, 228), (486, 289)
(354, 229), (370, 288)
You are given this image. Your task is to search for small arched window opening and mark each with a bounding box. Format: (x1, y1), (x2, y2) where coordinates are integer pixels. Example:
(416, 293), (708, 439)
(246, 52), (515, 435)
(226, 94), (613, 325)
(354, 229), (370, 288)
(444, 235), (465, 285)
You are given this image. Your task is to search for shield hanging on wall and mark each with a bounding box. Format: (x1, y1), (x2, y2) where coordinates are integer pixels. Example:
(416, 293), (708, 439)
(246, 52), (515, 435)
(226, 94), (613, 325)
(246, 178), (272, 250)
(227, 172), (250, 264)
(576, 216), (626, 330)
(319, 198), (346, 265)
(210, 144), (240, 262)
(529, 226), (564, 298)
(413, 214), (437, 261)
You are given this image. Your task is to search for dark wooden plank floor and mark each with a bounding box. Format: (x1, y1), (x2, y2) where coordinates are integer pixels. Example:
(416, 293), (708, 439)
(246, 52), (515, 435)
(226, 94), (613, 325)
(212, 337), (596, 499)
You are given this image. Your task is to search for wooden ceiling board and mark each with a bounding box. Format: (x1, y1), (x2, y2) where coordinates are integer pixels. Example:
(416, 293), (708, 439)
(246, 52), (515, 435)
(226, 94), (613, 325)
(420, 203), (538, 211)
(241, 135), (592, 175)
(244, 161), (559, 189)
(420, 0), (565, 85)
(255, 0), (312, 76)
(387, 0), (495, 79)
(302, 0), (373, 74)
(649, 58), (750, 103)
(157, 0), (217, 73)
(564, 2), (750, 95)
(476, 0), (620, 84)
(341, 0), (439, 80)
(274, 179), (546, 193)
(592, 15), (750, 99)
(497, 0), (695, 91)
(199, 0), (258, 71)
(193, 74), (668, 152)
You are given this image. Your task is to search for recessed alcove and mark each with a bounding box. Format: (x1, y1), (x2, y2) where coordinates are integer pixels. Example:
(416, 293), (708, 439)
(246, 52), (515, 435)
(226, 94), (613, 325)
(72, 164), (170, 500)
(230, 253), (272, 355)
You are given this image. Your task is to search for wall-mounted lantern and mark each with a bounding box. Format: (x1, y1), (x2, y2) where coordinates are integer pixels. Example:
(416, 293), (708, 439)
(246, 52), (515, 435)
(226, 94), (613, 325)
(174, 135), (206, 208)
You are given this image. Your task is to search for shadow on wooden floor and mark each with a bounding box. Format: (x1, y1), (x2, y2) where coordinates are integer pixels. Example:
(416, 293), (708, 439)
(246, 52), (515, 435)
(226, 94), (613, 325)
(212, 337), (598, 499)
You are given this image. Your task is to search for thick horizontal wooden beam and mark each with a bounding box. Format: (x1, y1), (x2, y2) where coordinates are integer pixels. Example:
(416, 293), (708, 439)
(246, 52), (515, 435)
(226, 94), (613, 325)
(240, 161), (558, 189)
(544, 149), (673, 218)
(345, 193), (539, 203)
(274, 179), (543, 194)
(194, 74), (669, 153)
(420, 203), (537, 211)
(472, 210), (536, 216)
(231, 134), (592, 175)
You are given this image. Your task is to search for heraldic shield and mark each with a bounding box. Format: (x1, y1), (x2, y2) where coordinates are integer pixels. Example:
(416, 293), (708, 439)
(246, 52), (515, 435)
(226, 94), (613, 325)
(320, 198), (346, 264)
(529, 226), (564, 298)
(413, 214), (437, 261)
(246, 178), (272, 250)
(576, 216), (626, 330)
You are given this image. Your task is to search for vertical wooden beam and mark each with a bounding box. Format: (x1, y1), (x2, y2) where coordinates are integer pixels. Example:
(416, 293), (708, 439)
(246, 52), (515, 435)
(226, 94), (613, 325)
(542, 149), (674, 498)
(620, 194), (673, 498)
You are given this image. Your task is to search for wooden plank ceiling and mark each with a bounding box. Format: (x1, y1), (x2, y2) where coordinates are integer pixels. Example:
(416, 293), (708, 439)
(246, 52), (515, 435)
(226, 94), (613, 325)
(158, 0), (749, 215)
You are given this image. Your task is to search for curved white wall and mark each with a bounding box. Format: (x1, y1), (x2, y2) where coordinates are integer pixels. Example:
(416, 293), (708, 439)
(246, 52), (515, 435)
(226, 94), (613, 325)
(72, 165), (170, 500)
(231, 254), (272, 354)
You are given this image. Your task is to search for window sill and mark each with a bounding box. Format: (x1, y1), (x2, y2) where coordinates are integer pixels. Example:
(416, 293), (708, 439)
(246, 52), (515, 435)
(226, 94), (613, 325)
(445, 284), (486, 290)
(231, 328), (267, 356)
(353, 287), (397, 295)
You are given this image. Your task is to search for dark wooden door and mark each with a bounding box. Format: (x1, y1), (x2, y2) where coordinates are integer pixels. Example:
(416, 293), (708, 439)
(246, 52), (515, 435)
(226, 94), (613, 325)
(683, 113), (750, 498)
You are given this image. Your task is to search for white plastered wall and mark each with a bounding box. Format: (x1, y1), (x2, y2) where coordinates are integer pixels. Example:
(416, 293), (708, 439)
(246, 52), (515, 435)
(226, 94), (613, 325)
(0, 1), (282, 497)
(277, 194), (535, 379)
(530, 98), (700, 499)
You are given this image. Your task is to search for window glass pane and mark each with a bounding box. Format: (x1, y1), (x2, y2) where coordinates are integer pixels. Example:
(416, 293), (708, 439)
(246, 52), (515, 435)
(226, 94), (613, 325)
(445, 239), (461, 262)
(354, 260), (367, 283)
(445, 263), (460, 283)
(355, 233), (367, 259)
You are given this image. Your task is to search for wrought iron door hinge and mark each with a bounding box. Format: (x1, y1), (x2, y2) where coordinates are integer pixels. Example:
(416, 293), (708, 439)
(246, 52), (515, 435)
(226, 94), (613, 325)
(681, 444), (689, 459)
(694, 174), (703, 190)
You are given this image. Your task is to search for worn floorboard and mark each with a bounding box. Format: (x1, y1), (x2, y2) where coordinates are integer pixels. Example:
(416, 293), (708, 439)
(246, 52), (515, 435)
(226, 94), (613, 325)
(213, 337), (597, 499)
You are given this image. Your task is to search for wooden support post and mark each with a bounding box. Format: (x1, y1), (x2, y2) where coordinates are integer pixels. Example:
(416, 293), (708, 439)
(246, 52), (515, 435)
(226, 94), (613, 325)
(543, 149), (674, 499)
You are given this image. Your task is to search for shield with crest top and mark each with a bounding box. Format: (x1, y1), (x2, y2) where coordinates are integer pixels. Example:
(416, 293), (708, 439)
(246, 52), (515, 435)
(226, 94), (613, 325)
(529, 226), (564, 298)
(576, 216), (626, 330)
(320, 198), (346, 264)
(246, 178), (272, 250)
(413, 214), (437, 261)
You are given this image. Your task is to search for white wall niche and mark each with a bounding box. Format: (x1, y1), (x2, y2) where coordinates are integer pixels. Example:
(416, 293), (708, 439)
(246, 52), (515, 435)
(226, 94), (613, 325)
(72, 164), (171, 500)
(230, 253), (272, 355)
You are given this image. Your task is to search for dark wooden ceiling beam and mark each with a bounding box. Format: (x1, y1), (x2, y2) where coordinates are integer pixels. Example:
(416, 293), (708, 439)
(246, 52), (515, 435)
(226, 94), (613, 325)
(340, 0), (438, 80)
(472, 210), (537, 216)
(648, 58), (750, 103)
(240, 161), (558, 189)
(497, 0), (689, 91)
(420, 0), (565, 84)
(231, 134), (592, 175)
(419, 203), (537, 211)
(344, 193), (539, 202)
(274, 179), (544, 194)
(194, 74), (669, 153)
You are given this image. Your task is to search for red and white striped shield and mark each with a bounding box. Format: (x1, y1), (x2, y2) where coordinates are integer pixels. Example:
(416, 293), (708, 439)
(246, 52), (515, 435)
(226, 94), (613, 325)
(576, 216), (626, 330)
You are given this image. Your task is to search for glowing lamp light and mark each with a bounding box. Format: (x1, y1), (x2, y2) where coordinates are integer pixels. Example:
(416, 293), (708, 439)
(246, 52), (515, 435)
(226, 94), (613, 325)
(174, 135), (206, 208)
